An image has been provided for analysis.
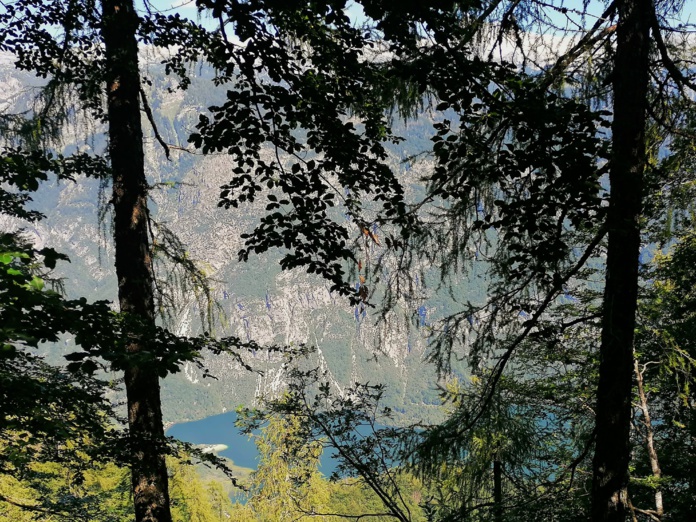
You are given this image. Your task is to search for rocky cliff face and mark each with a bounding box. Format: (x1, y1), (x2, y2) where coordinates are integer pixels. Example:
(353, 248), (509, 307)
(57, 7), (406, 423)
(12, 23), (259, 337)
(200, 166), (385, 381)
(1, 56), (462, 424)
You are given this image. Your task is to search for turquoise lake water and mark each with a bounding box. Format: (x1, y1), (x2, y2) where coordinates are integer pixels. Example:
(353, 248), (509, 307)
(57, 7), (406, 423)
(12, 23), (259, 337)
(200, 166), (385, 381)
(167, 411), (260, 470)
(166, 411), (342, 474)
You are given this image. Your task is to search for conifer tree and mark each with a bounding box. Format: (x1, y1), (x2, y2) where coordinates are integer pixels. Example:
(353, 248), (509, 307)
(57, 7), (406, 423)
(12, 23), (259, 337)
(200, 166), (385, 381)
(102, 0), (171, 518)
(0, 2), (243, 520)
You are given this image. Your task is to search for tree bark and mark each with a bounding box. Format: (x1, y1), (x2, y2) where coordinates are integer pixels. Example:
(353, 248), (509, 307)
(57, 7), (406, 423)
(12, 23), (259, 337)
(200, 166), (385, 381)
(591, 1), (651, 520)
(493, 457), (503, 522)
(102, 0), (172, 520)
(634, 358), (664, 518)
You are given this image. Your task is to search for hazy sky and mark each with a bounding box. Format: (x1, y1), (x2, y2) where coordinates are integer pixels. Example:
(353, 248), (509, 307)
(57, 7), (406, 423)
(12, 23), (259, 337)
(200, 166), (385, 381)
(145, 0), (696, 32)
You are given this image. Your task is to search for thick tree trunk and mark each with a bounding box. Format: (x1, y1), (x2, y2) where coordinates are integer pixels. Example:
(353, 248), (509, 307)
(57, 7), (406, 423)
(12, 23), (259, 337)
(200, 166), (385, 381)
(591, 1), (650, 520)
(102, 0), (172, 520)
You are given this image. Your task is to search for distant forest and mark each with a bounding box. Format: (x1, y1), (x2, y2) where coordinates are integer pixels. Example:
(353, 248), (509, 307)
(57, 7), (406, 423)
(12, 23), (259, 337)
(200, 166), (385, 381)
(1, 1), (695, 521)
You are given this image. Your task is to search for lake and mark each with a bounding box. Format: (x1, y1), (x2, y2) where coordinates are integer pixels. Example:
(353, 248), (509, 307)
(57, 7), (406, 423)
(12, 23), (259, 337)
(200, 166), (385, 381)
(167, 411), (260, 470)
(166, 411), (343, 475)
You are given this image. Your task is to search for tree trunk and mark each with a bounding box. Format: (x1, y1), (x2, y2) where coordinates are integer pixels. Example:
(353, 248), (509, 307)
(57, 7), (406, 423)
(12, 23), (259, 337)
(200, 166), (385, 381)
(591, 1), (650, 520)
(493, 458), (502, 522)
(634, 358), (664, 518)
(102, 0), (172, 520)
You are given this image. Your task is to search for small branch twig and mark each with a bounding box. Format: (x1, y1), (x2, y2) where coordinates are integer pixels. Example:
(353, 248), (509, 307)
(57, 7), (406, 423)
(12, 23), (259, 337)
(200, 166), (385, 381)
(463, 227), (607, 434)
(139, 85), (170, 159)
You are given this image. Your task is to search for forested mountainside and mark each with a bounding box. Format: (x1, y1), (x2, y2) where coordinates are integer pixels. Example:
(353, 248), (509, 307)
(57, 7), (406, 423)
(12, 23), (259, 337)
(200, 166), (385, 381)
(3, 1), (696, 521)
(0, 55), (478, 424)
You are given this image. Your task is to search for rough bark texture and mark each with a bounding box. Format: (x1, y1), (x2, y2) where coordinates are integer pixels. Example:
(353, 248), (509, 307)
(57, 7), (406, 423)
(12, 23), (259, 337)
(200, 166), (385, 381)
(102, 0), (173, 520)
(591, 1), (650, 520)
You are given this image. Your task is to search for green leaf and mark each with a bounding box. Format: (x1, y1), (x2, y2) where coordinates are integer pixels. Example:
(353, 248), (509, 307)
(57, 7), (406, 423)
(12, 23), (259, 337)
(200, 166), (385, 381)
(28, 276), (44, 291)
(0, 251), (28, 264)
